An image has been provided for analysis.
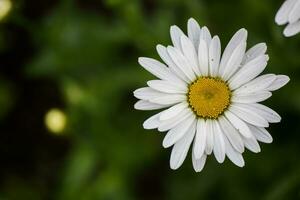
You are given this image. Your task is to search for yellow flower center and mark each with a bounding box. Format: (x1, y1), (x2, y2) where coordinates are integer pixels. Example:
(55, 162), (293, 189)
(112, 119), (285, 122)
(188, 77), (231, 119)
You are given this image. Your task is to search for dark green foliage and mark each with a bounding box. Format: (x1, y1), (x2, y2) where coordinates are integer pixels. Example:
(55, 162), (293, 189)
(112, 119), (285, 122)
(0, 0), (300, 199)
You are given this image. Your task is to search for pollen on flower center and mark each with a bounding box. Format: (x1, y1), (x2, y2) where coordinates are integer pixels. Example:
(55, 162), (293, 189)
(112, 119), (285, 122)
(188, 77), (231, 119)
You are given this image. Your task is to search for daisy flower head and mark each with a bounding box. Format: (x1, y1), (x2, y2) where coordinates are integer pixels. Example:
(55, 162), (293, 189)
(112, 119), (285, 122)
(134, 18), (289, 172)
(275, 0), (300, 37)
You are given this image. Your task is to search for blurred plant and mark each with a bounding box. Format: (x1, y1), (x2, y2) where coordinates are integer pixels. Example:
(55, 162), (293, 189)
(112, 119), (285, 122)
(0, 0), (300, 199)
(0, 79), (13, 119)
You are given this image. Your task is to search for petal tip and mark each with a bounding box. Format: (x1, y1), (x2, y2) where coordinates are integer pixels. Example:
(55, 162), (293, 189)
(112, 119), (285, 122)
(188, 17), (197, 23)
(281, 75), (290, 83)
(156, 44), (164, 50)
(134, 101), (140, 110)
(162, 139), (172, 149)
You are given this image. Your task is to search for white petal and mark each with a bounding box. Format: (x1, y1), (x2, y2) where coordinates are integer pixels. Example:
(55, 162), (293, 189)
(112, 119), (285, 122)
(198, 39), (209, 76)
(147, 80), (187, 94)
(156, 44), (190, 83)
(249, 125), (273, 143)
(181, 35), (201, 75)
(134, 87), (188, 107)
(266, 75), (290, 91)
(187, 18), (201, 50)
(213, 122), (226, 163)
(134, 100), (169, 110)
(288, 0), (300, 24)
(143, 112), (161, 129)
(205, 120), (214, 155)
(229, 55), (269, 90)
(170, 121), (196, 170)
(284, 21), (300, 37)
(159, 102), (189, 120)
(221, 42), (247, 81)
(133, 87), (165, 100)
(150, 94), (186, 105)
(242, 43), (267, 64)
(218, 116), (244, 153)
(200, 26), (212, 45)
(167, 46), (196, 82)
(243, 135), (261, 153)
(224, 110), (253, 138)
(231, 91), (272, 104)
(193, 119), (207, 159)
(192, 153), (207, 172)
(158, 108), (193, 132)
(224, 136), (245, 167)
(219, 28), (248, 77)
(234, 74), (276, 95)
(163, 115), (196, 148)
(240, 103), (281, 123)
(170, 25), (185, 51)
(229, 104), (269, 127)
(209, 36), (221, 77)
(138, 57), (173, 80)
(275, 0), (298, 25)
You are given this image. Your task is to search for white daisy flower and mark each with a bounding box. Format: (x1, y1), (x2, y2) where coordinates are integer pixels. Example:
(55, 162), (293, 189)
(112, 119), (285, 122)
(134, 18), (289, 172)
(275, 0), (300, 37)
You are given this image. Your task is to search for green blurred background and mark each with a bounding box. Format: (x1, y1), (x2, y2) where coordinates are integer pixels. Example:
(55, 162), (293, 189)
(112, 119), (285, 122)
(0, 0), (299, 199)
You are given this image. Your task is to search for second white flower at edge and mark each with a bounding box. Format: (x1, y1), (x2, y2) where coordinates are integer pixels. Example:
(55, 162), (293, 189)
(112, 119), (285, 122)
(276, 0), (300, 37)
(134, 18), (289, 172)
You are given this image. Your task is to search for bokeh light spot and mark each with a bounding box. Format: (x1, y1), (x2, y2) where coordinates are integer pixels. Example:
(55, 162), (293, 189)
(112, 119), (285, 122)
(45, 108), (67, 134)
(0, 0), (12, 21)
